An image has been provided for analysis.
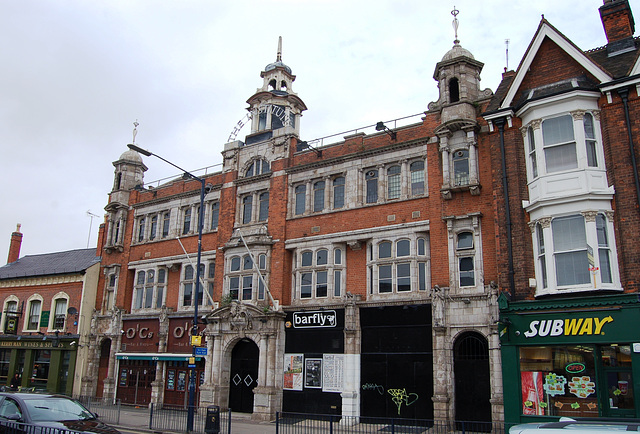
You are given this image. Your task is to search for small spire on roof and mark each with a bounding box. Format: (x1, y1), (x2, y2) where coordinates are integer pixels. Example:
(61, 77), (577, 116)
(132, 120), (139, 144)
(277, 36), (283, 62)
(452, 6), (460, 45)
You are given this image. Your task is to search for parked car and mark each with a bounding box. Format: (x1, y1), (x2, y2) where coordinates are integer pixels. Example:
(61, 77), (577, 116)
(0, 393), (120, 434)
(510, 418), (640, 434)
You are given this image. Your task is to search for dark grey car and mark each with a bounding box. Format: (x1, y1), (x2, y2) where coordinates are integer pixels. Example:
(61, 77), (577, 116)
(0, 393), (120, 434)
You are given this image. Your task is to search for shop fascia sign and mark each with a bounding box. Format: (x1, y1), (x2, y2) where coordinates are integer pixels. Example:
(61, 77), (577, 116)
(523, 315), (613, 338)
(292, 310), (337, 328)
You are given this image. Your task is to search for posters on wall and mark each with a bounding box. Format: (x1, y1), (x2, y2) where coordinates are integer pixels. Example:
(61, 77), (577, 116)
(283, 354), (303, 391)
(283, 353), (345, 393)
(322, 354), (344, 393)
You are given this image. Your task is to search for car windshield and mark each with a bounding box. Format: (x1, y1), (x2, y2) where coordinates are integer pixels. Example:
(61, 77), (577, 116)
(23, 397), (94, 422)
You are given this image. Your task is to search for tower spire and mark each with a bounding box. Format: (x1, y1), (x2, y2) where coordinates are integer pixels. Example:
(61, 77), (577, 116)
(277, 36), (282, 62)
(452, 6), (460, 45)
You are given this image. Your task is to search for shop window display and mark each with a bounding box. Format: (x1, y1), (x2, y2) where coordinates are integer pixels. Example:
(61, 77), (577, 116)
(520, 346), (598, 417)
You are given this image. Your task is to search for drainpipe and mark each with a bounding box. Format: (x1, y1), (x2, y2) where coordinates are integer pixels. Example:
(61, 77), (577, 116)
(494, 117), (516, 298)
(617, 87), (640, 209)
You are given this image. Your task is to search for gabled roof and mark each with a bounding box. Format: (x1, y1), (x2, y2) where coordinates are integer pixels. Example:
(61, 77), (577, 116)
(0, 248), (101, 280)
(499, 18), (612, 111)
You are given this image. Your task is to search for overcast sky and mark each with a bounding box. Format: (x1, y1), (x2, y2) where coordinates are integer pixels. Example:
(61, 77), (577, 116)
(1, 0), (637, 261)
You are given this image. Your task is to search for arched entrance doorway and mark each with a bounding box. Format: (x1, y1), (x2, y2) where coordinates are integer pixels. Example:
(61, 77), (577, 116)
(454, 332), (491, 426)
(229, 339), (259, 413)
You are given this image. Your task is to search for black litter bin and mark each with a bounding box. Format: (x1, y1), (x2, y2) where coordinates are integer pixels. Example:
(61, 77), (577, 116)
(205, 405), (220, 434)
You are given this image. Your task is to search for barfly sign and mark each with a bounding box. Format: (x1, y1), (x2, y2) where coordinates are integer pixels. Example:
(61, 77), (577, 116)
(293, 310), (337, 328)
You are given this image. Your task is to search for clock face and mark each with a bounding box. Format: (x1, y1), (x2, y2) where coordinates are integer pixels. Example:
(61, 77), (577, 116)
(227, 103), (291, 142)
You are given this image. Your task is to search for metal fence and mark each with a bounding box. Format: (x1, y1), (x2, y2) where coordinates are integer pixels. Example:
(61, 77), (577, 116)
(75, 395), (121, 426)
(149, 404), (232, 434)
(275, 412), (506, 434)
(0, 420), (84, 434)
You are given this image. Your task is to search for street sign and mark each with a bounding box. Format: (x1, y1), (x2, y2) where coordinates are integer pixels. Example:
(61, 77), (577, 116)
(195, 347), (207, 356)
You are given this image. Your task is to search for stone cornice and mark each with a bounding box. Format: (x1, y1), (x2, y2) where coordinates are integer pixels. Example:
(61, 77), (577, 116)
(0, 274), (84, 288)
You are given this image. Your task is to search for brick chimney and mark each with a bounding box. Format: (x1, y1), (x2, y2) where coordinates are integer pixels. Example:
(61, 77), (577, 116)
(600, 0), (635, 46)
(7, 224), (23, 264)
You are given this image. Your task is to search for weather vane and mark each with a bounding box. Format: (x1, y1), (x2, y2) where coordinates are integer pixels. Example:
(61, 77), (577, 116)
(452, 6), (460, 44)
(132, 120), (139, 144)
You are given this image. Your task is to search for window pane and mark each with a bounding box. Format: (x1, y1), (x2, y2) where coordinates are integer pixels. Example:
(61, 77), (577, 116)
(334, 270), (341, 296)
(334, 248), (342, 265)
(387, 166), (401, 199)
(552, 215), (586, 251)
(243, 255), (253, 270)
(183, 208), (191, 234)
(458, 232), (473, 249)
(301, 273), (312, 298)
(242, 276), (253, 300)
(242, 195), (252, 224)
(379, 241), (392, 259)
(545, 143), (578, 173)
(418, 263), (427, 291)
(150, 215), (158, 240)
(397, 263), (411, 292)
(156, 286), (164, 308)
(183, 283), (192, 306)
(333, 177), (345, 209)
(543, 115), (574, 145)
(528, 127), (538, 178)
(144, 286), (153, 308)
(295, 185), (306, 215)
(137, 271), (146, 285)
(211, 202), (220, 229)
(301, 251), (313, 267)
(184, 265), (194, 279)
(138, 218), (145, 242)
(397, 240), (410, 257)
(418, 238), (426, 256)
(259, 254), (266, 270)
(453, 150), (469, 186)
(555, 251), (590, 286)
(599, 248), (612, 284)
(230, 256), (241, 272)
(379, 265), (392, 293)
(134, 289), (143, 309)
(316, 271), (327, 297)
(162, 212), (170, 237)
(410, 161), (424, 196)
(229, 277), (239, 300)
(460, 257), (475, 286)
(313, 181), (325, 212)
(596, 214), (608, 246)
(317, 249), (328, 265)
(366, 170), (378, 203)
(259, 192), (269, 221)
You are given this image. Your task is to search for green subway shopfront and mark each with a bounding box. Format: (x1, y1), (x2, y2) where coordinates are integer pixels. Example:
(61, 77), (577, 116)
(499, 293), (640, 426)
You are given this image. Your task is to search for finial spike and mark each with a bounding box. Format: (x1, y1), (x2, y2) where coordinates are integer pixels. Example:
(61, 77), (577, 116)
(277, 36), (282, 62)
(132, 120), (139, 144)
(451, 6), (460, 45)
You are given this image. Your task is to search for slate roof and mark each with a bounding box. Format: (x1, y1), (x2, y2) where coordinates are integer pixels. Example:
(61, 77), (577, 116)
(586, 36), (640, 79)
(0, 248), (101, 280)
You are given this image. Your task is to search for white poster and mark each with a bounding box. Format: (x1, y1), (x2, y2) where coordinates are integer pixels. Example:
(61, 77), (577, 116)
(322, 353), (344, 393)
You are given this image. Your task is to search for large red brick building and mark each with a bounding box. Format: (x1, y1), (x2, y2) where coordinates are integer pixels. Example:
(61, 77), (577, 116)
(86, 28), (502, 425)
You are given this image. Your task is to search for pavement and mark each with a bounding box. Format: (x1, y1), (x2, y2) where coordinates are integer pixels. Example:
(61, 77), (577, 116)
(114, 406), (277, 434)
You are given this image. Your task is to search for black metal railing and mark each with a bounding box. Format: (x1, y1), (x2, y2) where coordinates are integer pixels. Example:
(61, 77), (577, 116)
(149, 404), (232, 433)
(0, 420), (84, 434)
(74, 395), (121, 426)
(275, 412), (506, 434)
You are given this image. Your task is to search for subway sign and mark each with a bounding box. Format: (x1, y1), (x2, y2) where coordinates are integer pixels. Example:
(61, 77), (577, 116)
(524, 316), (614, 338)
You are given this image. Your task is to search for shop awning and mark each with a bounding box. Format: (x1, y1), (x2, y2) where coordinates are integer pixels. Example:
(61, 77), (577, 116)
(115, 353), (203, 361)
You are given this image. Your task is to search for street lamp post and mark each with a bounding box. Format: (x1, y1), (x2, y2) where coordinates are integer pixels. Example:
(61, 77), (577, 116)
(127, 144), (204, 432)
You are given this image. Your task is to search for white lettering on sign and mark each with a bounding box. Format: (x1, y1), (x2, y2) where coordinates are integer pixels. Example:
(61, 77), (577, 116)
(124, 323), (155, 339)
(523, 316), (614, 338)
(293, 311), (337, 328)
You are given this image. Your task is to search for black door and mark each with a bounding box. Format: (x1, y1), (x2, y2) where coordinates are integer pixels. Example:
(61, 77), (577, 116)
(454, 332), (491, 428)
(229, 339), (259, 413)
